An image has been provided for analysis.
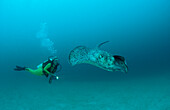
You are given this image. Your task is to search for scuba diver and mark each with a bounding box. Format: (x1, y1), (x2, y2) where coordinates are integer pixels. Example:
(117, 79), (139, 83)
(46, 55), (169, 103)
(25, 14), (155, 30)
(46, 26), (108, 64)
(14, 56), (62, 84)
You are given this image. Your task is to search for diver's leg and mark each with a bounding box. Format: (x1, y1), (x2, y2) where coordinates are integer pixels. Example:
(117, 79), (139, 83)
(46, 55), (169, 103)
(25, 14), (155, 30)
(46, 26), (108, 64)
(25, 68), (42, 76)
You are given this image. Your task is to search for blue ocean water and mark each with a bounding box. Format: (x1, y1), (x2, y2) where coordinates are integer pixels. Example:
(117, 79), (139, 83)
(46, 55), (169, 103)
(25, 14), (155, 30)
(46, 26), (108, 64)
(0, 0), (170, 109)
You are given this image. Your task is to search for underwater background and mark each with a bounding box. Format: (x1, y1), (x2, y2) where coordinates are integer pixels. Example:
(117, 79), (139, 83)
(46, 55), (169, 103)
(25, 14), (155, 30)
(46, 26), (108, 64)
(0, 0), (170, 109)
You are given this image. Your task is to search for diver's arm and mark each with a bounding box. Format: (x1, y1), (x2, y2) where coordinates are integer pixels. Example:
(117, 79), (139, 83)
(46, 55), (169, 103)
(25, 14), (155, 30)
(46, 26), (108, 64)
(43, 63), (52, 75)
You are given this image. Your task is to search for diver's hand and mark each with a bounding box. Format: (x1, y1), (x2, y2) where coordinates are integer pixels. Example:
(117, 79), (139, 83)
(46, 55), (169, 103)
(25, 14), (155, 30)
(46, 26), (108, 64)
(49, 75), (59, 84)
(50, 74), (59, 80)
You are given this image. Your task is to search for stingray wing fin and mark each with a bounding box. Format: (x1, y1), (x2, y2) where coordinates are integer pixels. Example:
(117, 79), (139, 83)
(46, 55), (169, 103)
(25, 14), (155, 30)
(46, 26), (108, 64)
(69, 46), (90, 66)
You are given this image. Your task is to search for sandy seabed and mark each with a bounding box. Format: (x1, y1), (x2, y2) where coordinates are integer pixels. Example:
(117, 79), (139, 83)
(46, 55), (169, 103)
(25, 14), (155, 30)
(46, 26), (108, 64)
(0, 74), (170, 110)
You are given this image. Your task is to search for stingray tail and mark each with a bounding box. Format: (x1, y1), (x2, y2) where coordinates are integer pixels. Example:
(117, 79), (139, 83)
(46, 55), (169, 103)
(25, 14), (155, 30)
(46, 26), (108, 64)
(97, 41), (109, 48)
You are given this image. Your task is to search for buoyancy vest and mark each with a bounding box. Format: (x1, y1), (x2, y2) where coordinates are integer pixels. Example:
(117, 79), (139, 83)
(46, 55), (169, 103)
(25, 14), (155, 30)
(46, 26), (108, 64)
(42, 59), (59, 77)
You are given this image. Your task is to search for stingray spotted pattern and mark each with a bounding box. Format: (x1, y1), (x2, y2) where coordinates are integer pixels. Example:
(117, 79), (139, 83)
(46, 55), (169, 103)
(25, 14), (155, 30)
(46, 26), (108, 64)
(69, 41), (128, 73)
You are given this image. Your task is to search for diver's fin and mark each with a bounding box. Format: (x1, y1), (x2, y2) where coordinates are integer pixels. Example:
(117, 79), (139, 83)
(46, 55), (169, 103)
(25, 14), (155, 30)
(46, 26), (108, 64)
(97, 41), (109, 48)
(14, 66), (26, 71)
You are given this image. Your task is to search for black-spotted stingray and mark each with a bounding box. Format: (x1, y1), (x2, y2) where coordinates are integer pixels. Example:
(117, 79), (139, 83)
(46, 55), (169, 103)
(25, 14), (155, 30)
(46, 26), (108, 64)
(69, 41), (128, 73)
